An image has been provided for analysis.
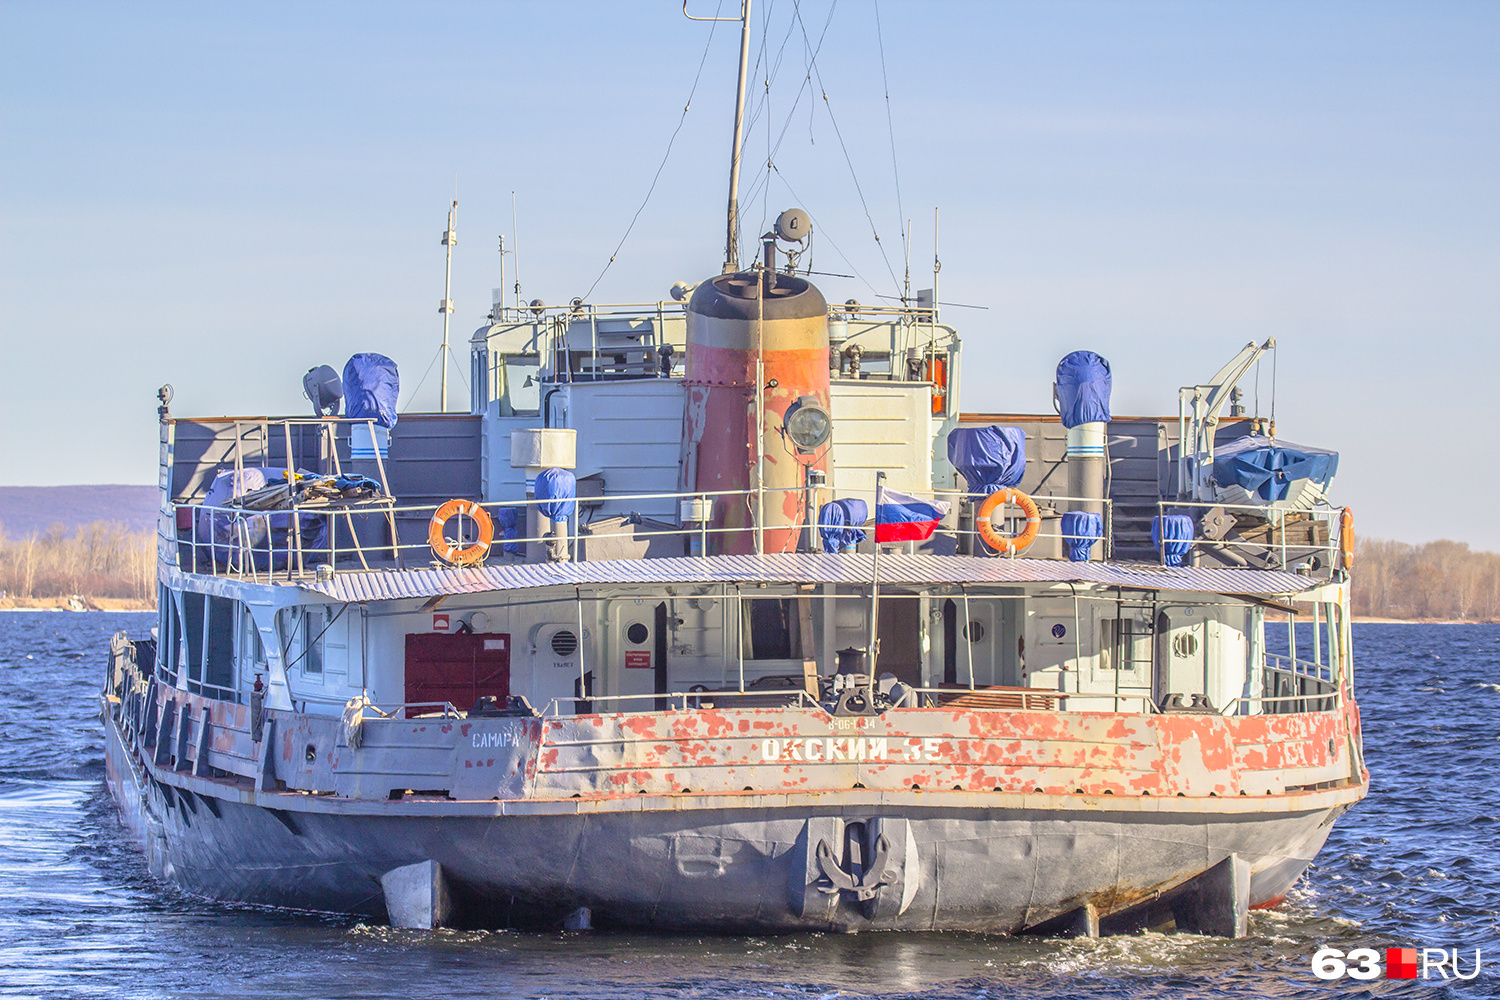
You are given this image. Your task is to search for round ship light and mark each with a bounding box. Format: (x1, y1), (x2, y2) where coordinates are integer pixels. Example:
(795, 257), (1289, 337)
(784, 395), (832, 452)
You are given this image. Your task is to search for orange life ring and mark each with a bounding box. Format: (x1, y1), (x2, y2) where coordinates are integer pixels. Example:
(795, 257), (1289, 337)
(976, 488), (1041, 555)
(429, 499), (494, 567)
(1339, 507), (1354, 571)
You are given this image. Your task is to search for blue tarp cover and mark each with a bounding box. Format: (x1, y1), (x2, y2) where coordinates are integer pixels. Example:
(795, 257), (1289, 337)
(1152, 514), (1194, 567)
(818, 498), (868, 553)
(1055, 351), (1112, 427)
(1211, 435), (1339, 502)
(1060, 510), (1102, 562)
(197, 468), (328, 571)
(492, 506), (522, 556)
(343, 353), (400, 429)
(535, 468), (577, 521)
(947, 426), (1025, 495)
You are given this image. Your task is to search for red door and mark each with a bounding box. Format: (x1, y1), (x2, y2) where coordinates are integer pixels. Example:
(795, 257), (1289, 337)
(404, 633), (510, 715)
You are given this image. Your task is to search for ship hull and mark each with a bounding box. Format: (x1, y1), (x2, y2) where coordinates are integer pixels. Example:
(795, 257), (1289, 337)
(103, 708), (1354, 933)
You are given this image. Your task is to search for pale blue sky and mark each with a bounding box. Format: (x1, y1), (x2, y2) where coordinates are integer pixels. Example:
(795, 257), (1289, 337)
(2, 1), (1496, 546)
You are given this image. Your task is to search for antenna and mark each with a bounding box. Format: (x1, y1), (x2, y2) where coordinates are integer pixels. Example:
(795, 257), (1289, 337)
(511, 191), (522, 314)
(685, 0), (752, 273)
(439, 199), (457, 412)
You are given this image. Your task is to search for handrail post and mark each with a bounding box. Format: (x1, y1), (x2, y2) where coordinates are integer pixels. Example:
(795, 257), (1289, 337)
(284, 421), (304, 579)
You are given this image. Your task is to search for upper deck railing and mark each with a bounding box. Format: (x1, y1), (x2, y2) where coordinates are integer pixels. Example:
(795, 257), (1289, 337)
(160, 483), (1119, 584)
(161, 414), (1350, 583)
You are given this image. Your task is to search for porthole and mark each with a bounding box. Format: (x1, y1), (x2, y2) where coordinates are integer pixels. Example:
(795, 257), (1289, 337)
(1172, 632), (1200, 658)
(626, 622), (650, 645)
(551, 630), (579, 657)
(963, 621), (986, 643)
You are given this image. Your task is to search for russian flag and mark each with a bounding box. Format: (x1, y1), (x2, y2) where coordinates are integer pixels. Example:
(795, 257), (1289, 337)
(874, 485), (951, 542)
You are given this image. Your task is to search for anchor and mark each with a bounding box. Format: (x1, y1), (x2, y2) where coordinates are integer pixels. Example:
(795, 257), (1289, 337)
(815, 828), (896, 902)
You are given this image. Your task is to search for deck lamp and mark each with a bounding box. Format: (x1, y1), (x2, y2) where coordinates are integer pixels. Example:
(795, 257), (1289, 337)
(783, 395), (832, 452)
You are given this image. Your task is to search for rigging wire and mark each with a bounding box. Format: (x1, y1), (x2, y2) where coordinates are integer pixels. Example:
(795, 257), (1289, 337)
(734, 0), (838, 257)
(757, 0), (773, 240)
(790, 1), (903, 295)
(873, 0), (905, 270)
(401, 345), (444, 414)
(402, 344), (470, 414)
(771, 163), (885, 300)
(580, 0), (725, 300)
(1269, 343), (1278, 437)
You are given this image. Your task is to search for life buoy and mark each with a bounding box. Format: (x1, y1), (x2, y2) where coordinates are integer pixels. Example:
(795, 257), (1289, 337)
(1339, 507), (1354, 571)
(976, 488), (1041, 555)
(429, 499), (494, 567)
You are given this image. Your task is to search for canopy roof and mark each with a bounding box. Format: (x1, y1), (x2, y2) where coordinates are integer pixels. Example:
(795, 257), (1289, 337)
(298, 552), (1322, 603)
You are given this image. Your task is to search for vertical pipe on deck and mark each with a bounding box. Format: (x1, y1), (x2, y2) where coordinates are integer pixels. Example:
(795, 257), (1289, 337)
(736, 587), (745, 692)
(1312, 602), (1322, 671)
(961, 586), (975, 690)
(576, 586), (587, 712)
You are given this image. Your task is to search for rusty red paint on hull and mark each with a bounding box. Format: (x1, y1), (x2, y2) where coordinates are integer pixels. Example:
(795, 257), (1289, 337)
(533, 703), (1362, 803)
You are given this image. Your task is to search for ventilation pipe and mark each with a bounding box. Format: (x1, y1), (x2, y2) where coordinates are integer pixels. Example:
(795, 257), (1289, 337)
(1056, 352), (1112, 559)
(683, 260), (829, 555)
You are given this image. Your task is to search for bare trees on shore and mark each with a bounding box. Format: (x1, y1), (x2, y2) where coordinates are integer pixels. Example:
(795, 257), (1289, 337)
(0, 521), (154, 600)
(1, 518), (1495, 621)
(1352, 538), (1500, 621)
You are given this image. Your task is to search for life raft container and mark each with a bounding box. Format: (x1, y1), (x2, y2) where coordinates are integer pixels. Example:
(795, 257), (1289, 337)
(975, 488), (1041, 556)
(428, 499), (494, 567)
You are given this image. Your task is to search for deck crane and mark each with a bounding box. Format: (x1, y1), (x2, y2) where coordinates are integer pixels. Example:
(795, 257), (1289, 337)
(1177, 338), (1275, 501)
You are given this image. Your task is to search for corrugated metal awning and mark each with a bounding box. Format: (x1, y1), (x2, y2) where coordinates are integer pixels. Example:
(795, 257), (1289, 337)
(299, 553), (1321, 603)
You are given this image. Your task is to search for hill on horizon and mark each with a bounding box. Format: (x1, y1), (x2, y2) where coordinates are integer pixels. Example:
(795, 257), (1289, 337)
(0, 485), (158, 538)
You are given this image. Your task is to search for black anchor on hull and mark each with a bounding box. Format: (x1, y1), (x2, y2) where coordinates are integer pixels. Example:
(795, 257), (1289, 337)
(815, 830), (895, 901)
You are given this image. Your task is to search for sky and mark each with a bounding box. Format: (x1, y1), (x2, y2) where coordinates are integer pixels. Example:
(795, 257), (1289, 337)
(1, 1), (1497, 547)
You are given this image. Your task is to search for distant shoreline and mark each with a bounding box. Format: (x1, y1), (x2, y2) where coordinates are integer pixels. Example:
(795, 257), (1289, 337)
(0, 597), (152, 612)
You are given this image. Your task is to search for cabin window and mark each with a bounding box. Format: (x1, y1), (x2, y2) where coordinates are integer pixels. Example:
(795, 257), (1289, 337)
(740, 599), (803, 660)
(503, 358), (541, 414)
(205, 596), (235, 692)
(240, 607), (266, 679)
(157, 585), (180, 685)
(183, 591), (206, 685)
(302, 607), (327, 675)
(1100, 618), (1152, 673)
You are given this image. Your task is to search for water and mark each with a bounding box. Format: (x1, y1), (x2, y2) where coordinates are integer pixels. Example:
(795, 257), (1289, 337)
(1, 612), (1495, 998)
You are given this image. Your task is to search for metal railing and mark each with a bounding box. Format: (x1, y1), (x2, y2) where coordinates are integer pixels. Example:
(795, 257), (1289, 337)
(1219, 652), (1340, 715)
(1153, 500), (1347, 572)
(163, 483), (1126, 582)
(538, 688), (823, 717)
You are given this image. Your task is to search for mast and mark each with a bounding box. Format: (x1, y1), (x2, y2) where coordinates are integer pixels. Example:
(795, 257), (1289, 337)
(725, 0), (752, 271)
(681, 0), (753, 271)
(439, 200), (457, 412)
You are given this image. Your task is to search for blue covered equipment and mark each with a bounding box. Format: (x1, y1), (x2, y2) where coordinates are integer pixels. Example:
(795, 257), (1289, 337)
(1211, 435), (1339, 503)
(1152, 514), (1194, 568)
(818, 498), (869, 553)
(342, 353), (400, 429)
(1061, 511), (1103, 563)
(535, 468), (577, 521)
(947, 426), (1026, 495)
(1055, 351), (1111, 428)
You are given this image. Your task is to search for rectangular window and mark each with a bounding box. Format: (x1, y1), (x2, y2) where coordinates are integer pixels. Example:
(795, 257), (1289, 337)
(504, 358), (541, 414)
(740, 599), (799, 660)
(158, 585), (180, 685)
(241, 608), (266, 681)
(303, 607), (326, 675)
(205, 596), (235, 691)
(183, 591), (206, 685)
(1100, 618), (1151, 672)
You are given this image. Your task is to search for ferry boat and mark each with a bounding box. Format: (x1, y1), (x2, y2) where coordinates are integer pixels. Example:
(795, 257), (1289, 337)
(99, 5), (1366, 937)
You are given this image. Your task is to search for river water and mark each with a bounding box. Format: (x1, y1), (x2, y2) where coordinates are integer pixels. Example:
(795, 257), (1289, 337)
(0, 613), (1495, 998)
